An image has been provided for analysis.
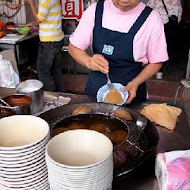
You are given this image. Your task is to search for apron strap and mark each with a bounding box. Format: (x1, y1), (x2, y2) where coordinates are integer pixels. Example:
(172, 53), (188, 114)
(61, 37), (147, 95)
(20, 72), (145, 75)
(128, 6), (153, 36)
(94, 0), (104, 28)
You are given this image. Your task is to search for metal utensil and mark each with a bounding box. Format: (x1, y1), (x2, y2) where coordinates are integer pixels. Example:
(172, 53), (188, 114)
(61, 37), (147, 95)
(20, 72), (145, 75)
(106, 73), (113, 88)
(0, 97), (11, 107)
(128, 115), (147, 146)
(136, 115), (147, 129)
(0, 107), (15, 118)
(114, 116), (148, 153)
(134, 115), (147, 141)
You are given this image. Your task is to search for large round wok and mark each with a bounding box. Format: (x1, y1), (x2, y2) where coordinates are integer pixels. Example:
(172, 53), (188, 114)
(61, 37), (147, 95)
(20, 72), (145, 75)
(39, 102), (159, 178)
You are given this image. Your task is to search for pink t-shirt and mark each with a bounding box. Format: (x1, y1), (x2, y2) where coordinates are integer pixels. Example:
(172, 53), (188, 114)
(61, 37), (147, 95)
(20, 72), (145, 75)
(69, 0), (168, 64)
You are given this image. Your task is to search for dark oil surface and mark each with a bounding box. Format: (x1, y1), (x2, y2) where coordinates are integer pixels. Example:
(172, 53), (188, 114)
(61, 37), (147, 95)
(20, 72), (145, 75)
(52, 113), (128, 146)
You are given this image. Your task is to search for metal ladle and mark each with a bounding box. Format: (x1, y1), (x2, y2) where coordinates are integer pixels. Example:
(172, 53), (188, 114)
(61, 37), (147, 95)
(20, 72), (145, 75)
(132, 115), (147, 145)
(106, 73), (113, 89)
(0, 97), (11, 107)
(0, 97), (14, 118)
(136, 115), (147, 129)
(115, 115), (148, 153)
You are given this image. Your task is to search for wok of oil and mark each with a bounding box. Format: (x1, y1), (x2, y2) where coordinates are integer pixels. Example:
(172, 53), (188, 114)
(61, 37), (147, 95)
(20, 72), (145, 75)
(52, 113), (128, 146)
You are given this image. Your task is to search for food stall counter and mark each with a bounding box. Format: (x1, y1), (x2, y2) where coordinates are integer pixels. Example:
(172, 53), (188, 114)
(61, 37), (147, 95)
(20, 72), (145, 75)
(0, 87), (190, 190)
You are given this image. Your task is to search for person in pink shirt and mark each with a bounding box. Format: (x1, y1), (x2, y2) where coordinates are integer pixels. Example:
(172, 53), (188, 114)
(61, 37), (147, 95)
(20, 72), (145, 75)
(69, 0), (168, 104)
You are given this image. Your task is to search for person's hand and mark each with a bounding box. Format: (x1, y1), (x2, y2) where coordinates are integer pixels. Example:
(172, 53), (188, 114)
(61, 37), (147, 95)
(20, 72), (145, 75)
(123, 80), (139, 104)
(26, 21), (38, 27)
(87, 54), (109, 74)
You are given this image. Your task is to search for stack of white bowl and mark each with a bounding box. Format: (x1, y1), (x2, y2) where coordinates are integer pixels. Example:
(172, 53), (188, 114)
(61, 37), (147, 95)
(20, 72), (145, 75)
(46, 129), (113, 190)
(0, 115), (50, 190)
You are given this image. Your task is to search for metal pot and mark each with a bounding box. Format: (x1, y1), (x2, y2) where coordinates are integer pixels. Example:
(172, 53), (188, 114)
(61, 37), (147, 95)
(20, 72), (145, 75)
(16, 79), (44, 114)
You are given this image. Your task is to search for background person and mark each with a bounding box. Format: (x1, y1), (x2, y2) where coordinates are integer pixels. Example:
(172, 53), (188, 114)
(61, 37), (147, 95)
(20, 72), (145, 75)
(147, 0), (183, 75)
(69, 0), (168, 104)
(26, 0), (65, 92)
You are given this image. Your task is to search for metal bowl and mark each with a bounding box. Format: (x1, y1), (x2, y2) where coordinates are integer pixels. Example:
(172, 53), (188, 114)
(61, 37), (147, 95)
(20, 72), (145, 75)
(0, 94), (32, 117)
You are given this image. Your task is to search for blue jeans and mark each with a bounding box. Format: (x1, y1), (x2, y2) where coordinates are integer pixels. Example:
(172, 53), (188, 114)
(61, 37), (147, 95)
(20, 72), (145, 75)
(37, 40), (65, 92)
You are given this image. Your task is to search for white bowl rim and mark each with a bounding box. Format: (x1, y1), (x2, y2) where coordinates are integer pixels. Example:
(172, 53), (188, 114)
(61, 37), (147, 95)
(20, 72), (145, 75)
(0, 162), (47, 178)
(47, 166), (113, 184)
(0, 115), (50, 151)
(0, 147), (46, 164)
(0, 182), (49, 190)
(48, 171), (113, 189)
(0, 152), (45, 169)
(0, 168), (48, 184)
(0, 159), (46, 175)
(45, 153), (113, 171)
(16, 79), (43, 92)
(0, 135), (49, 158)
(46, 130), (113, 169)
(0, 133), (50, 154)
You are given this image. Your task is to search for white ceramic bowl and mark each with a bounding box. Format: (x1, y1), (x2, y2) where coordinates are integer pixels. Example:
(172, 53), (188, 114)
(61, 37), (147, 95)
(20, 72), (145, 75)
(0, 169), (48, 185)
(46, 164), (112, 184)
(0, 164), (47, 180)
(0, 134), (49, 157)
(0, 133), (50, 154)
(97, 83), (129, 105)
(47, 166), (113, 185)
(49, 185), (112, 190)
(0, 115), (49, 150)
(0, 159), (46, 176)
(46, 152), (113, 171)
(46, 129), (113, 168)
(0, 182), (49, 190)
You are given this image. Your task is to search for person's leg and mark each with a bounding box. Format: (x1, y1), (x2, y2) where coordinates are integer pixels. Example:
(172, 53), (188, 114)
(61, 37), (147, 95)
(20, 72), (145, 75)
(50, 41), (65, 92)
(164, 23), (180, 74)
(37, 42), (55, 91)
(162, 24), (172, 74)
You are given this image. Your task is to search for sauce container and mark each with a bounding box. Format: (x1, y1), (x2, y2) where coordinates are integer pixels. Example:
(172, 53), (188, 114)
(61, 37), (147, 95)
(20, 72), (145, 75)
(0, 94), (32, 117)
(16, 79), (44, 114)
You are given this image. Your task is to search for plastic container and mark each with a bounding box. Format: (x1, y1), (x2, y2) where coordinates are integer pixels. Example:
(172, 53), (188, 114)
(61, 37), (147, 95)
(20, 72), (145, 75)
(0, 55), (15, 88)
(17, 27), (30, 35)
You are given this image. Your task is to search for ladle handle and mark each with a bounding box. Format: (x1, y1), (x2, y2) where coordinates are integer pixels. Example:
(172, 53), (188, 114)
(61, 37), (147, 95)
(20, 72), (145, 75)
(130, 115), (147, 145)
(0, 98), (11, 107)
(106, 73), (112, 84)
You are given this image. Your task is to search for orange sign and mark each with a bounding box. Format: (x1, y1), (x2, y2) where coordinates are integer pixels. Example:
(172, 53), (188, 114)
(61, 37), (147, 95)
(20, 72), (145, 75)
(61, 0), (84, 20)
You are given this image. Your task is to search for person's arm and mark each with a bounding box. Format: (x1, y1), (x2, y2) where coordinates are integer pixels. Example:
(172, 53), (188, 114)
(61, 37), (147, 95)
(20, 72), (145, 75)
(26, 0), (38, 21)
(68, 43), (109, 74)
(124, 62), (163, 104)
(25, 0), (40, 27)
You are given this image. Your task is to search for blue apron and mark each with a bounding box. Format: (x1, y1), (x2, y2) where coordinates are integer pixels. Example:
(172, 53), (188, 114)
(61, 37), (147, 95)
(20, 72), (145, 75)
(85, 0), (152, 102)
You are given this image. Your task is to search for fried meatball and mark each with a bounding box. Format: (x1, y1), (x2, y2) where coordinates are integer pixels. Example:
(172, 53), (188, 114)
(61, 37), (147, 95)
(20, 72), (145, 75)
(71, 106), (92, 115)
(113, 108), (133, 121)
(89, 123), (108, 133)
(52, 127), (69, 137)
(68, 122), (88, 130)
(105, 130), (127, 145)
